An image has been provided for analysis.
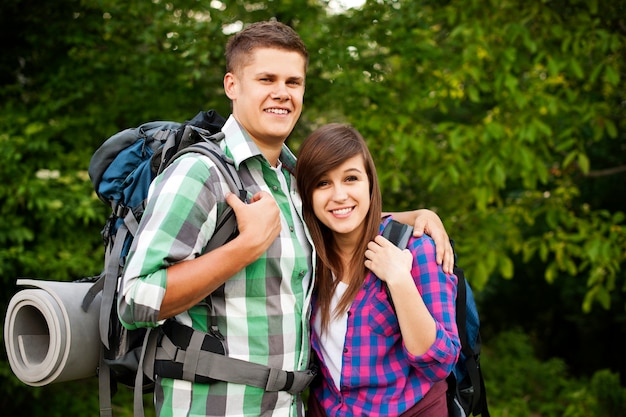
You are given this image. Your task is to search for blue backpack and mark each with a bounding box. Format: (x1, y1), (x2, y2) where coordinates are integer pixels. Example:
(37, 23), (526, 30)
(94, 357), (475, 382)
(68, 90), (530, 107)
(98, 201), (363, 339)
(382, 219), (490, 417)
(83, 109), (244, 416)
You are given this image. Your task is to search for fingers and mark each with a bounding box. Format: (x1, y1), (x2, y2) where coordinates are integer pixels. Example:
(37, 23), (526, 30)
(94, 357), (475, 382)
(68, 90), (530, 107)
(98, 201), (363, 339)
(246, 190), (268, 204)
(225, 191), (281, 248)
(411, 216), (426, 238)
(409, 210), (456, 274)
(226, 190), (270, 208)
(225, 191), (245, 208)
(438, 241), (455, 274)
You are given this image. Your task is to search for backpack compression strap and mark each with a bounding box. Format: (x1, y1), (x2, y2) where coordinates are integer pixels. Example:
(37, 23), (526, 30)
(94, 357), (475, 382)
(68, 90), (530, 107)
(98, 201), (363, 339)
(141, 321), (317, 395)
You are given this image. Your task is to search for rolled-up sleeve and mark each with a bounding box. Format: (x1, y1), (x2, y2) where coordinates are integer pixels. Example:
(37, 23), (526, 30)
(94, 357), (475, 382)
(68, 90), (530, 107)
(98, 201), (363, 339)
(118, 154), (223, 329)
(403, 235), (460, 381)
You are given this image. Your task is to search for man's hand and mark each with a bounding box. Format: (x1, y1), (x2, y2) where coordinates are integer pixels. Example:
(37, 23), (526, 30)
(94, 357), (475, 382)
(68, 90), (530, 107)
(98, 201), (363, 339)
(411, 209), (454, 274)
(226, 191), (281, 258)
(383, 209), (454, 273)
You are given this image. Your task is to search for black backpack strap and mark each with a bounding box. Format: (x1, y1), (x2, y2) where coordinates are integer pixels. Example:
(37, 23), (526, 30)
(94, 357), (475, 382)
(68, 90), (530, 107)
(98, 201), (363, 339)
(455, 267), (470, 359)
(382, 219), (413, 250)
(477, 357), (490, 417)
(381, 220), (414, 309)
(455, 263), (490, 417)
(152, 321), (317, 394)
(167, 126), (246, 252)
(454, 267), (478, 413)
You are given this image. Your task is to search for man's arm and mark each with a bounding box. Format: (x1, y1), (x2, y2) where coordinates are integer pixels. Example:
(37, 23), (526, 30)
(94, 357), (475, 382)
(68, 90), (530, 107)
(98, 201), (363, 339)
(118, 154), (281, 328)
(159, 192), (280, 319)
(383, 209), (454, 274)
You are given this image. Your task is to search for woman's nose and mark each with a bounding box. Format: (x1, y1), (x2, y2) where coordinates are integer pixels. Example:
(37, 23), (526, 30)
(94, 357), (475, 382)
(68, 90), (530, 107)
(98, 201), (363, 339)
(332, 184), (348, 201)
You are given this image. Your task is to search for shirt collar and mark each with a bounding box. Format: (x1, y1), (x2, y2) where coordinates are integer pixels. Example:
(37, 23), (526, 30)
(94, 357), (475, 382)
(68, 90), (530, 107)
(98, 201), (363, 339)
(221, 115), (297, 175)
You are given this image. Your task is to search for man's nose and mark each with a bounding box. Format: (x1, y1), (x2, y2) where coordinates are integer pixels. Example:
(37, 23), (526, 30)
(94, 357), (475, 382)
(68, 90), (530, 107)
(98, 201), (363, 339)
(272, 82), (289, 100)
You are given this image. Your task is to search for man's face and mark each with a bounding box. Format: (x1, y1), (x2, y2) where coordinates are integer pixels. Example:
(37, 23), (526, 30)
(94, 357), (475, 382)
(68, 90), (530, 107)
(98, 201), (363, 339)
(224, 47), (306, 150)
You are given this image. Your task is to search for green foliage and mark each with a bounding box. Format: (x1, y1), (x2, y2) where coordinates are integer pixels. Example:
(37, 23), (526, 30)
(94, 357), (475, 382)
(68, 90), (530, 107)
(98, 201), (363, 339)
(305, 0), (626, 307)
(0, 0), (624, 414)
(483, 329), (626, 417)
(586, 370), (626, 417)
(483, 330), (576, 416)
(0, 375), (155, 417)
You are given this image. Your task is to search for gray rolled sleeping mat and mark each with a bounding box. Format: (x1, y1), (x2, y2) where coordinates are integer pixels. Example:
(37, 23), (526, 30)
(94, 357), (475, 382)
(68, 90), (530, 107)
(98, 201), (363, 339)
(4, 279), (101, 386)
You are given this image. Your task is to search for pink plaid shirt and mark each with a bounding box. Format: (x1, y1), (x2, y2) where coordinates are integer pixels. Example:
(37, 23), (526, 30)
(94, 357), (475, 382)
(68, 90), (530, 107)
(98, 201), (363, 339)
(309, 219), (460, 416)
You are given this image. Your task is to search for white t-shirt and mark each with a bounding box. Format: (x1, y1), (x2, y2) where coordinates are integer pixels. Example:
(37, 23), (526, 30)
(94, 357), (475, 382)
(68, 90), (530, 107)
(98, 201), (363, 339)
(313, 280), (349, 389)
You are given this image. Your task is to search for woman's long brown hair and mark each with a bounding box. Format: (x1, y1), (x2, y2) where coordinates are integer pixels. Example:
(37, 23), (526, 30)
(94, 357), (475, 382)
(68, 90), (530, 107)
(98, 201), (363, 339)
(296, 123), (383, 332)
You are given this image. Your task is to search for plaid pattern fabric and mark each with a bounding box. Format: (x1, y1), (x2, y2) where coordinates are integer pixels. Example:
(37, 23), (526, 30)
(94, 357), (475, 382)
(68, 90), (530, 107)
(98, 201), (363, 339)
(119, 116), (314, 417)
(309, 217), (460, 417)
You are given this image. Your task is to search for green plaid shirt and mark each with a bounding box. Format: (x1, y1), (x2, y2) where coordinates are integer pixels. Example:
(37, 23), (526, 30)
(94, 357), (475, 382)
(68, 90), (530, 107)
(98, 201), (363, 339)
(119, 116), (314, 417)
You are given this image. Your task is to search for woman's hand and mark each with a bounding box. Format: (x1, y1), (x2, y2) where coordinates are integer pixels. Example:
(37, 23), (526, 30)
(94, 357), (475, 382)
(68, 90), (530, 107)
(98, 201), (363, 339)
(385, 209), (454, 274)
(364, 235), (413, 286)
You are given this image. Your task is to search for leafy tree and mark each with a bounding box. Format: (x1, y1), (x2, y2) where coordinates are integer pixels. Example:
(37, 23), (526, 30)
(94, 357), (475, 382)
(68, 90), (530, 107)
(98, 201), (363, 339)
(303, 0), (626, 312)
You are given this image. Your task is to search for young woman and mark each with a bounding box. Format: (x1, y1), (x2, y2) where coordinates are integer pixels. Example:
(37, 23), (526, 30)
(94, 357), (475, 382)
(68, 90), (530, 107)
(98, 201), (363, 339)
(295, 124), (460, 416)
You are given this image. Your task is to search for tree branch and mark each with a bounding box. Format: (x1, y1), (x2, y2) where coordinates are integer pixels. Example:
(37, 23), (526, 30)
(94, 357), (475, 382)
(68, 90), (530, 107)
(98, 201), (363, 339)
(586, 165), (626, 178)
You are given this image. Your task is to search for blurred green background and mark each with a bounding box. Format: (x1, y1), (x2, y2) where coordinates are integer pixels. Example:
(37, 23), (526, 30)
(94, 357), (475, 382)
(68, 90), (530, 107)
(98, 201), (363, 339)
(0, 0), (624, 415)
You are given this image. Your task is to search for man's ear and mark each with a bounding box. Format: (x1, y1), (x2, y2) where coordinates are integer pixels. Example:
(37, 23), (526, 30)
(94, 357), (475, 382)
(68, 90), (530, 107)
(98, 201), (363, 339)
(224, 72), (237, 100)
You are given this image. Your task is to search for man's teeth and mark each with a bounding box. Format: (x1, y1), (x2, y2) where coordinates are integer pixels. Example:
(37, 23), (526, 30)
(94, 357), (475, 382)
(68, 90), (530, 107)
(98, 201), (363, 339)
(266, 108), (288, 114)
(333, 208), (352, 215)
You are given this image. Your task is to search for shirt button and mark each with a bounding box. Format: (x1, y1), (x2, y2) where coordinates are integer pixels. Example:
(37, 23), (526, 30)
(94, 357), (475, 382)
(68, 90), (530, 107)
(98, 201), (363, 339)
(343, 347), (348, 353)
(272, 185), (278, 191)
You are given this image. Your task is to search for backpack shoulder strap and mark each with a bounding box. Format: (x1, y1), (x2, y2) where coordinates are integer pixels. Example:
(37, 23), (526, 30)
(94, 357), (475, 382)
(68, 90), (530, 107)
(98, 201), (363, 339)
(382, 219), (413, 249)
(381, 219), (414, 309)
(166, 126), (246, 252)
(454, 259), (490, 416)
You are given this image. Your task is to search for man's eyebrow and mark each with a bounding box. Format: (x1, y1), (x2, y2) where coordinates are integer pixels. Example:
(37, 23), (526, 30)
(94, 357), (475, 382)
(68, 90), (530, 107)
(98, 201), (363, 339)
(254, 72), (304, 82)
(254, 71), (275, 77)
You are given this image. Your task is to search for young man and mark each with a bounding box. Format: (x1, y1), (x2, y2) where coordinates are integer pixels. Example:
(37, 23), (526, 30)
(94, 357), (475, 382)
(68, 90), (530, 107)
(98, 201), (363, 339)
(118, 21), (452, 417)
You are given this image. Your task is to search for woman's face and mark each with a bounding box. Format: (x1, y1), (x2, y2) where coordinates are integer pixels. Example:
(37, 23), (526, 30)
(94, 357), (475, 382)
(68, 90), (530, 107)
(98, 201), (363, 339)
(311, 154), (371, 240)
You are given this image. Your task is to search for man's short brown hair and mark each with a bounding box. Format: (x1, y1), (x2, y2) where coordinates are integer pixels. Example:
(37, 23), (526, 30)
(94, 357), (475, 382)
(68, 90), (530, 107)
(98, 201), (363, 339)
(225, 20), (309, 75)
